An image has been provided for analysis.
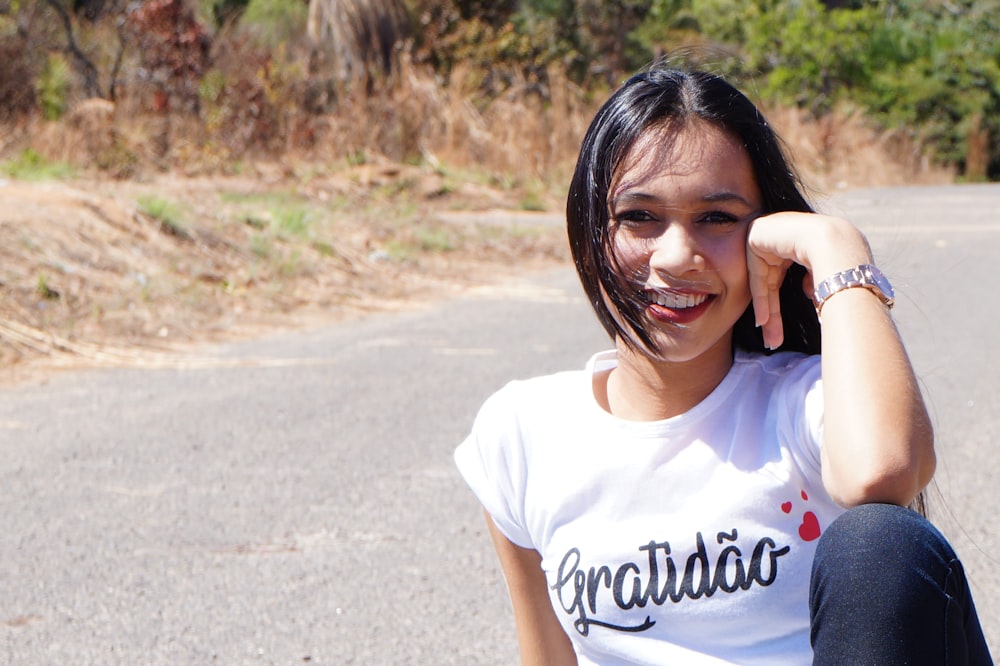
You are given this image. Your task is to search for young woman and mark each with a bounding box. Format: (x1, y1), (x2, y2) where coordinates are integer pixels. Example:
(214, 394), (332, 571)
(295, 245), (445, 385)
(456, 66), (992, 665)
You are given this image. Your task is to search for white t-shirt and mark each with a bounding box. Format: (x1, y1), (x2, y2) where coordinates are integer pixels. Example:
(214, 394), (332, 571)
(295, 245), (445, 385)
(455, 349), (845, 666)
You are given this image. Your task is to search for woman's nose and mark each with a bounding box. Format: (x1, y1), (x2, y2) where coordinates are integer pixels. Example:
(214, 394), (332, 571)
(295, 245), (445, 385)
(648, 223), (706, 276)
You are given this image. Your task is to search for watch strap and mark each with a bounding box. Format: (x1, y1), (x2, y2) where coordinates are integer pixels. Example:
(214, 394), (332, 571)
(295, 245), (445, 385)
(813, 264), (894, 315)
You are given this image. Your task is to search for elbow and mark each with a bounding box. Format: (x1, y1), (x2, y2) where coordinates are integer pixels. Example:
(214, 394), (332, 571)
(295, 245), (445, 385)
(830, 462), (934, 509)
(825, 432), (936, 509)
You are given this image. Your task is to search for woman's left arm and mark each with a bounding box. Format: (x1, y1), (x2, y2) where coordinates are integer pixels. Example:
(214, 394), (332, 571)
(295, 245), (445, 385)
(747, 212), (935, 508)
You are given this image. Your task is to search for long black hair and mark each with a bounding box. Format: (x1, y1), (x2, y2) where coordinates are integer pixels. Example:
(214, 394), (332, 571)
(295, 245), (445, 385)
(567, 66), (821, 355)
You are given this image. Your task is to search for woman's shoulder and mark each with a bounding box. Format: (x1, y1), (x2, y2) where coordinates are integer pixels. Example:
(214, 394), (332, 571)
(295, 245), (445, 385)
(487, 365), (595, 410)
(473, 350), (611, 424)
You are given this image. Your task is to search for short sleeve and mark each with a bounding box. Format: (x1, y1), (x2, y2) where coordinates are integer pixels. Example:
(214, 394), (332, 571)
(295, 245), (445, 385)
(454, 384), (535, 549)
(774, 354), (825, 473)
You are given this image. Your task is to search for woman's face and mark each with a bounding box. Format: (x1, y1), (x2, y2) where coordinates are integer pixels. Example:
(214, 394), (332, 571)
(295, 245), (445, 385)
(608, 119), (763, 365)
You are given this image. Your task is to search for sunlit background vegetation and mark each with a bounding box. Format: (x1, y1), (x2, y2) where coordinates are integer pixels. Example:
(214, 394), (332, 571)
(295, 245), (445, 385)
(0, 0), (997, 367)
(0, 0), (998, 184)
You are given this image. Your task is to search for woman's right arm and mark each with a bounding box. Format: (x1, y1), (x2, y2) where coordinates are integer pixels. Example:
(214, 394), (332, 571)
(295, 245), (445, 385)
(485, 511), (578, 666)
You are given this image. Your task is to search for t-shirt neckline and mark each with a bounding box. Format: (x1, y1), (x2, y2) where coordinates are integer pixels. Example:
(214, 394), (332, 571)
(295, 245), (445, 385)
(583, 349), (751, 435)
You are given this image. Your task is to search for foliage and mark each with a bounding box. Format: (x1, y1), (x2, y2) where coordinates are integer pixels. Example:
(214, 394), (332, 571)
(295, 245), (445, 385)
(669, 0), (1000, 177)
(1, 149), (75, 180)
(137, 194), (190, 239)
(739, 2), (862, 109)
(1, 0), (998, 178)
(38, 52), (71, 120)
(36, 273), (60, 301)
(197, 39), (298, 157)
(411, 0), (541, 91)
(860, 1), (1000, 178)
(126, 0), (211, 113)
(627, 0), (718, 71)
(271, 205), (312, 237)
(412, 0), (662, 90)
(196, 0), (250, 27)
(240, 0), (307, 47)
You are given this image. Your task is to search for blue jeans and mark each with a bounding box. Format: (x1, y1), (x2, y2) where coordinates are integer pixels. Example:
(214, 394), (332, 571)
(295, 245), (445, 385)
(810, 503), (993, 665)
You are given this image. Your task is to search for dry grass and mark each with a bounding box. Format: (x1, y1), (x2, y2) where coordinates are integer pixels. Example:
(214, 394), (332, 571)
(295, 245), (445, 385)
(0, 0), (960, 189)
(767, 104), (955, 195)
(6, 56), (954, 194)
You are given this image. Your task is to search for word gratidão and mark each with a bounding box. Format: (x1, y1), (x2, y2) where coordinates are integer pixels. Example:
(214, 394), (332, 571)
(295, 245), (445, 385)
(551, 529), (791, 636)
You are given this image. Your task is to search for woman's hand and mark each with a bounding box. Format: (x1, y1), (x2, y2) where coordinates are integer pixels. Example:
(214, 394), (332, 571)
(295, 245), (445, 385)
(746, 212), (873, 349)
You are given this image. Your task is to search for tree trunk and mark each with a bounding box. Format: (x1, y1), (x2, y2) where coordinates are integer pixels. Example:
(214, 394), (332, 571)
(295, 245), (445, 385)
(307, 0), (411, 84)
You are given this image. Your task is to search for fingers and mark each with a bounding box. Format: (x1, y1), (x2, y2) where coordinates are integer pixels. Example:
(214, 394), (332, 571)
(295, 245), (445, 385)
(762, 307), (784, 350)
(762, 263), (785, 350)
(747, 249), (787, 350)
(748, 253), (772, 329)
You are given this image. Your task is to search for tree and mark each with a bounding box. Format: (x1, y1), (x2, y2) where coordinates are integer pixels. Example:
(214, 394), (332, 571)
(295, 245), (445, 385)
(307, 0), (412, 83)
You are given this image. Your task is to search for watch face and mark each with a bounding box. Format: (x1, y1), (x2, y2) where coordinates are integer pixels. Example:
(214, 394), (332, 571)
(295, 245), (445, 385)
(867, 266), (895, 299)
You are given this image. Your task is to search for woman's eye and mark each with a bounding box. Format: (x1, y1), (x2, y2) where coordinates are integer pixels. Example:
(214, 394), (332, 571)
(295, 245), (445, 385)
(613, 210), (656, 226)
(699, 211), (740, 225)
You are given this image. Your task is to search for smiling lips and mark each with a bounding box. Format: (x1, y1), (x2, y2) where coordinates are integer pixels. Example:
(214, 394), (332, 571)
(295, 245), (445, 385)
(646, 289), (713, 324)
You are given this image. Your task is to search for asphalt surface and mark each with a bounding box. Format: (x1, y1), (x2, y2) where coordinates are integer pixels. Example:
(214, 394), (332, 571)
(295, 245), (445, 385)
(1, 184), (998, 664)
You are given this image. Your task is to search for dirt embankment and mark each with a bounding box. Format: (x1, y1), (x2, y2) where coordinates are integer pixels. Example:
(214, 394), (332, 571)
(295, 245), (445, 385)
(0, 164), (570, 383)
(0, 103), (957, 386)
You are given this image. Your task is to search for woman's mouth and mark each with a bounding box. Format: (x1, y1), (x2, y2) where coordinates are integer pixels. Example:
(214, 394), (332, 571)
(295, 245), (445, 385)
(645, 289), (713, 324)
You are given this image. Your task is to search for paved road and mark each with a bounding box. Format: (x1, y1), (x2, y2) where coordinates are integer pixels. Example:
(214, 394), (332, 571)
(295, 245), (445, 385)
(1, 184), (998, 663)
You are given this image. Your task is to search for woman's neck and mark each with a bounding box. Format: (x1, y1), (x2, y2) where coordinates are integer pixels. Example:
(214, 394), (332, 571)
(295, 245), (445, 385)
(595, 340), (735, 421)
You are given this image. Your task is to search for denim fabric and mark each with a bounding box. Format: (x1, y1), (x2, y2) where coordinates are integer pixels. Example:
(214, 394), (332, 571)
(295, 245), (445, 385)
(810, 503), (993, 665)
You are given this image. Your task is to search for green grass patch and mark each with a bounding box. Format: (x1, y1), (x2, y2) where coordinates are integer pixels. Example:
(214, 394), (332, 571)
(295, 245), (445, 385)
(416, 227), (459, 252)
(36, 274), (60, 300)
(218, 190), (304, 207)
(137, 195), (191, 240)
(277, 249), (304, 277)
(382, 239), (413, 262)
(219, 190), (336, 238)
(382, 225), (462, 260)
(311, 240), (336, 257)
(249, 233), (272, 258)
(272, 205), (310, 237)
(519, 191), (547, 212)
(1, 149), (75, 181)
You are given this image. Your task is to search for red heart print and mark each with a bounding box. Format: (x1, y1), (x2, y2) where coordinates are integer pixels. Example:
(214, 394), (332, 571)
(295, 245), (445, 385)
(781, 502), (792, 514)
(799, 511), (821, 541)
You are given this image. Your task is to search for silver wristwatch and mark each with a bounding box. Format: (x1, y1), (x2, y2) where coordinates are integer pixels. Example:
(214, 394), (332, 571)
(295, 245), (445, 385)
(813, 264), (895, 315)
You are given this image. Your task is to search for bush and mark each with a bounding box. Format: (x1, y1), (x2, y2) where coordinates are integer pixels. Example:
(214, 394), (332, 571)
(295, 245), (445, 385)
(1, 149), (75, 180)
(860, 1), (1000, 178)
(38, 53), (71, 120)
(0, 0), (996, 179)
(677, 0), (1000, 178)
(239, 0), (307, 48)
